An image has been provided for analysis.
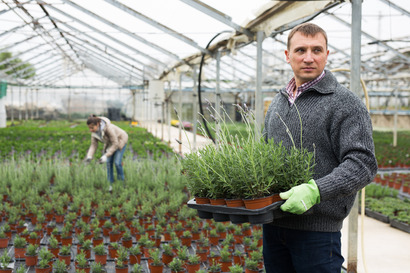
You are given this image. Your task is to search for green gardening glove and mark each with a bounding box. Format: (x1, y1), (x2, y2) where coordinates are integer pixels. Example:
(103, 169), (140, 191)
(279, 179), (320, 215)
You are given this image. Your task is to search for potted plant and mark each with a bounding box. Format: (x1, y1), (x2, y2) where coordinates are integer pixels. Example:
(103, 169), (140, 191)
(53, 259), (69, 273)
(168, 257), (185, 273)
(58, 244), (72, 266)
(35, 255), (51, 273)
(108, 242), (120, 259)
(13, 235), (27, 259)
(75, 250), (90, 273)
(219, 246), (232, 272)
(161, 243), (174, 265)
(244, 257), (259, 273)
(47, 235), (59, 258)
(92, 227), (104, 247)
(0, 228), (9, 248)
(232, 250), (244, 266)
(25, 243), (39, 266)
(148, 248), (164, 273)
(186, 253), (201, 273)
(180, 230), (192, 247)
(208, 261), (222, 273)
(121, 228), (133, 249)
(0, 251), (13, 273)
(93, 244), (107, 265)
(129, 245), (142, 265)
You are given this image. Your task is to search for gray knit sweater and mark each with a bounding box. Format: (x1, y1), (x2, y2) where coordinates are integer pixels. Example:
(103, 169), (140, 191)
(264, 70), (378, 232)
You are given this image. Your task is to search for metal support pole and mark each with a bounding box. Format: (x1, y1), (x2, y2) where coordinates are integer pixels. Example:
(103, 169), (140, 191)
(215, 50), (221, 147)
(35, 89), (39, 119)
(178, 72), (182, 154)
(167, 81), (171, 145)
(348, 1), (362, 272)
(192, 66), (198, 151)
(255, 30), (265, 138)
(18, 85), (21, 121)
(10, 86), (14, 124)
(393, 89), (398, 147)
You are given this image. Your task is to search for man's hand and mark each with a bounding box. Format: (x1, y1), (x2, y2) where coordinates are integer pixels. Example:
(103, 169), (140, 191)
(99, 155), (107, 164)
(279, 179), (320, 215)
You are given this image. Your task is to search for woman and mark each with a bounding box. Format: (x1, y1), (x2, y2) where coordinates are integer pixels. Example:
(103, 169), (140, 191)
(85, 115), (128, 190)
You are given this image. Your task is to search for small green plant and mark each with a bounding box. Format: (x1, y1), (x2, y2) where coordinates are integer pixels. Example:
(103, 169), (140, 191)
(228, 264), (243, 273)
(39, 247), (53, 262)
(53, 259), (69, 273)
(48, 235), (59, 248)
(93, 244), (107, 255)
(129, 245), (142, 255)
(59, 245), (71, 256)
(117, 246), (128, 262)
(13, 235), (27, 248)
(76, 250), (89, 268)
(162, 243), (173, 256)
(168, 257), (184, 272)
(131, 263), (145, 273)
(0, 251), (12, 269)
(177, 246), (189, 261)
(37, 257), (50, 269)
(90, 262), (105, 273)
(220, 246), (231, 262)
(149, 248), (163, 266)
(26, 243), (38, 256)
(208, 260), (222, 272)
(244, 257), (259, 271)
(16, 265), (26, 273)
(187, 253), (200, 265)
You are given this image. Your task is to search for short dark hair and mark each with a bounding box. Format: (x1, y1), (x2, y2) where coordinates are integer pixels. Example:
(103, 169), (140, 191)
(287, 22), (328, 50)
(86, 115), (101, 125)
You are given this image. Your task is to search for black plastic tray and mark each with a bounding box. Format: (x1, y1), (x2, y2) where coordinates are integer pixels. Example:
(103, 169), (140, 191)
(187, 198), (285, 224)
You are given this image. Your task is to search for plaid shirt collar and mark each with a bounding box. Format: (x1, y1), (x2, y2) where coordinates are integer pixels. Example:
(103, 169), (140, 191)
(286, 70), (325, 104)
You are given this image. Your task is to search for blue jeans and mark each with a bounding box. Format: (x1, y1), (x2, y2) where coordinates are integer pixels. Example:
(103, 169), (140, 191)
(262, 224), (344, 273)
(106, 144), (127, 184)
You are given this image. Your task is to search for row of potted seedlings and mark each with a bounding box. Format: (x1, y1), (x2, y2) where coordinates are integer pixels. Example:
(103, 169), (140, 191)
(0, 209), (264, 273)
(373, 172), (410, 194)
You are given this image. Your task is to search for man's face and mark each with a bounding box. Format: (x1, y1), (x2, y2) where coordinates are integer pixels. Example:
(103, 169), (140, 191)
(285, 32), (329, 87)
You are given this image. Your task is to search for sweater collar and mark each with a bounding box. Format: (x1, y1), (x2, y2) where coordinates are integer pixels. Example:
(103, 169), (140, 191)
(281, 70), (337, 97)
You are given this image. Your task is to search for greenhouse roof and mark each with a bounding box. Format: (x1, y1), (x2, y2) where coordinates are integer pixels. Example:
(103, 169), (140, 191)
(0, 0), (409, 91)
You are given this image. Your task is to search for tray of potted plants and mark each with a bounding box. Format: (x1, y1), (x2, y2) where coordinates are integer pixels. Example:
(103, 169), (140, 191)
(187, 198), (285, 224)
(182, 105), (315, 224)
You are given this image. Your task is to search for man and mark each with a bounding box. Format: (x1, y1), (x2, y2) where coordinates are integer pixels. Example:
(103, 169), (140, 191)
(263, 23), (377, 273)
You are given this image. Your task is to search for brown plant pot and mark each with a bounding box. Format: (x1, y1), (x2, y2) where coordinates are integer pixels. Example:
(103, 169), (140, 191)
(129, 253), (142, 265)
(95, 254), (107, 265)
(220, 260), (232, 272)
(245, 268), (259, 273)
(195, 196), (210, 204)
(25, 254), (38, 266)
(35, 266), (51, 273)
(209, 198), (226, 206)
(162, 253), (174, 265)
(0, 238), (9, 248)
(14, 247), (26, 259)
(0, 268), (13, 273)
(109, 247), (118, 259)
(209, 236), (219, 246)
(75, 265), (91, 273)
(115, 266), (128, 273)
(243, 194), (277, 209)
(109, 232), (122, 242)
(186, 263), (200, 273)
(122, 238), (133, 249)
(181, 236), (192, 247)
(93, 237), (104, 247)
(61, 237), (73, 246)
(225, 199), (245, 207)
(233, 255), (245, 266)
(48, 247), (59, 258)
(58, 253), (71, 266)
(149, 263), (164, 273)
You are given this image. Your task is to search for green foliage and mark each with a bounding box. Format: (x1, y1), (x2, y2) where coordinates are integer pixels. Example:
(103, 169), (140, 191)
(0, 52), (36, 79)
(0, 251), (12, 269)
(168, 257), (184, 272)
(181, 104), (315, 199)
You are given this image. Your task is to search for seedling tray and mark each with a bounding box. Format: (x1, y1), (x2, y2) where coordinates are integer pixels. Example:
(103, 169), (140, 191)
(187, 198), (285, 224)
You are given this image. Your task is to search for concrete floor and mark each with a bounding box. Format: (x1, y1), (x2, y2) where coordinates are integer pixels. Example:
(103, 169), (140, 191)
(145, 122), (410, 273)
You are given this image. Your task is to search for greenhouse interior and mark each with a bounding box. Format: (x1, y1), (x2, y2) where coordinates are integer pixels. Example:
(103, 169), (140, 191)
(0, 0), (409, 273)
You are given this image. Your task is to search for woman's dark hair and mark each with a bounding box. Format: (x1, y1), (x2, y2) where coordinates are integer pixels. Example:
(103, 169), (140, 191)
(87, 115), (101, 125)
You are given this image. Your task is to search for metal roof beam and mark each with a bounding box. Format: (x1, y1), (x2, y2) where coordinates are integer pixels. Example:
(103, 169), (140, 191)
(69, 41), (143, 83)
(325, 12), (410, 63)
(60, 0), (181, 62)
(65, 36), (143, 81)
(55, 20), (157, 76)
(103, 0), (210, 55)
(378, 0), (410, 17)
(179, 0), (253, 37)
(41, 2), (168, 68)
(0, 35), (38, 53)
